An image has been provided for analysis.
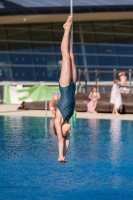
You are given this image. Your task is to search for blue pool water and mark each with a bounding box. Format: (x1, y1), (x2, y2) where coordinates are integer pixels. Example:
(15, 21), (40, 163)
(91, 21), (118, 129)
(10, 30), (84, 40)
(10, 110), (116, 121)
(0, 116), (133, 200)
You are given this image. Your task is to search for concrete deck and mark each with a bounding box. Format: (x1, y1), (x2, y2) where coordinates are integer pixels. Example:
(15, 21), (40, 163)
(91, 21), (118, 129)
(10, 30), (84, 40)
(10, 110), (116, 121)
(0, 104), (133, 121)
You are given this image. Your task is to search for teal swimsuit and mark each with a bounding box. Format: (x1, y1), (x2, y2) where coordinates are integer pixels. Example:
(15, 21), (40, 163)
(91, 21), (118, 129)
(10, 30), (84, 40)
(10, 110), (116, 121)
(57, 80), (76, 121)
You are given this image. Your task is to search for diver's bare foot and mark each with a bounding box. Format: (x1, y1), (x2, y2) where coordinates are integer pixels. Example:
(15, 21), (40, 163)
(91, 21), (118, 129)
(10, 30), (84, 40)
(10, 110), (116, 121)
(63, 16), (73, 31)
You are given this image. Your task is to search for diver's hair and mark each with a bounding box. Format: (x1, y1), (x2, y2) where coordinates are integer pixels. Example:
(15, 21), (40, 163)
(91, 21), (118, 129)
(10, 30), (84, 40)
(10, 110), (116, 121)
(114, 79), (119, 84)
(53, 124), (57, 136)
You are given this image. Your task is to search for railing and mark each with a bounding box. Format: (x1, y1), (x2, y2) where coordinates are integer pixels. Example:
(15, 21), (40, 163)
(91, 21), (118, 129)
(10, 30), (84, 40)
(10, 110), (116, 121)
(0, 82), (59, 104)
(78, 69), (133, 93)
(0, 85), (4, 104)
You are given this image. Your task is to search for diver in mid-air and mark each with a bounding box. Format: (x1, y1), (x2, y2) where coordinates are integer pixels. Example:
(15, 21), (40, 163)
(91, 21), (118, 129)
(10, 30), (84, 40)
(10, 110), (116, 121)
(54, 16), (76, 163)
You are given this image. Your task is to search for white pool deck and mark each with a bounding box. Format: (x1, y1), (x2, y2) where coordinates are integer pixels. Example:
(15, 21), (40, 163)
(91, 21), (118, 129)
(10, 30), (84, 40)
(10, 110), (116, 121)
(0, 104), (133, 121)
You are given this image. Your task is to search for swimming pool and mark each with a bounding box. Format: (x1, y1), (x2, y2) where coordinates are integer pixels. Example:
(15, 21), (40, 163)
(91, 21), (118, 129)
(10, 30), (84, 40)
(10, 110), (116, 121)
(0, 116), (133, 200)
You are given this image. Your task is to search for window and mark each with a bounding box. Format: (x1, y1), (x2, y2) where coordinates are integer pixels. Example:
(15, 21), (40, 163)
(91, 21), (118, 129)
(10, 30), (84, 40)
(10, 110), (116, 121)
(34, 54), (57, 66)
(31, 29), (53, 43)
(114, 21), (133, 44)
(85, 44), (97, 54)
(0, 66), (12, 81)
(46, 67), (60, 81)
(116, 45), (133, 55)
(35, 67), (47, 81)
(73, 33), (81, 43)
(7, 25), (31, 41)
(99, 55), (118, 66)
(0, 53), (10, 65)
(113, 21), (132, 34)
(35, 66), (60, 81)
(7, 25), (32, 52)
(75, 55), (84, 66)
(0, 20), (132, 82)
(99, 68), (114, 81)
(74, 44), (82, 54)
(86, 56), (99, 66)
(93, 21), (115, 43)
(97, 44), (117, 54)
(10, 53), (34, 65)
(81, 22), (94, 32)
(12, 67), (35, 81)
(52, 31), (63, 42)
(119, 56), (133, 67)
(56, 54), (62, 66)
(83, 33), (95, 43)
(32, 43), (54, 53)
(9, 42), (32, 52)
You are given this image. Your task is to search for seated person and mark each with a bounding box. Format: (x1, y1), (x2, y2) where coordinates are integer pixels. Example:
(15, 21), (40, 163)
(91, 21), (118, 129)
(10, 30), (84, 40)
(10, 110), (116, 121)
(87, 86), (100, 113)
(17, 101), (26, 110)
(118, 72), (130, 93)
(118, 72), (127, 84)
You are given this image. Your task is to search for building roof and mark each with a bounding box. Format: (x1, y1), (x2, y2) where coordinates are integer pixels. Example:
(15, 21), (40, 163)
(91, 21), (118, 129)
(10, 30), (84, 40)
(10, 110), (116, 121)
(0, 0), (133, 16)
(5, 0), (133, 7)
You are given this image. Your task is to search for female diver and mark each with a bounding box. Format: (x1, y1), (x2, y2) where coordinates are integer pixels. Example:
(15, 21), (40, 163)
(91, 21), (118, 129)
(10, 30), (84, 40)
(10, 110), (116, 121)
(54, 16), (76, 163)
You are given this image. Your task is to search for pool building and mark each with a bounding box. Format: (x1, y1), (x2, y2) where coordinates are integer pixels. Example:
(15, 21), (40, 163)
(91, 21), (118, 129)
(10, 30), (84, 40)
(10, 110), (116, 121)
(0, 0), (133, 82)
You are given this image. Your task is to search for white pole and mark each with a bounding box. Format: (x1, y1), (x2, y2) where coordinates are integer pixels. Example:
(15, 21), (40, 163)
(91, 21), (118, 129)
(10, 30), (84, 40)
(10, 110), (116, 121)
(45, 92), (48, 131)
(70, 0), (73, 16)
(70, 0), (73, 51)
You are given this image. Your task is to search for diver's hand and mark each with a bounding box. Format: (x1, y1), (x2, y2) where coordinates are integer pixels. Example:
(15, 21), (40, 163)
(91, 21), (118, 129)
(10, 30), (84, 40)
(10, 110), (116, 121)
(58, 157), (67, 163)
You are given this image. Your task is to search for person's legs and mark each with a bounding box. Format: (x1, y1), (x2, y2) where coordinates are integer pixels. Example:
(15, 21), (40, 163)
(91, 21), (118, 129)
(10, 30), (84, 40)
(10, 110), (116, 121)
(59, 16), (73, 87)
(112, 105), (120, 115)
(93, 101), (98, 113)
(70, 31), (77, 84)
(63, 133), (70, 162)
(114, 105), (120, 115)
(55, 16), (73, 163)
(112, 105), (115, 114)
(70, 55), (76, 84)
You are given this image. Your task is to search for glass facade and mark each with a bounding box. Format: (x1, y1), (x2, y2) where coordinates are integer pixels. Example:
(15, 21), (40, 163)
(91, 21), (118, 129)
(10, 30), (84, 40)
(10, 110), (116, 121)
(0, 20), (133, 82)
(7, 0), (133, 7)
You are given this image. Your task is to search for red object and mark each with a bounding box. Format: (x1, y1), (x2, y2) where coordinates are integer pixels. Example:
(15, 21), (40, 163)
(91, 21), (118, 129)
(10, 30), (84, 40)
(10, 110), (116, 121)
(49, 95), (60, 115)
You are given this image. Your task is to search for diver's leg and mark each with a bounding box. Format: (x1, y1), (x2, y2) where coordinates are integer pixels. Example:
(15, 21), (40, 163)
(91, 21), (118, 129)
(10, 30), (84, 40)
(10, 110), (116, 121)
(59, 16), (73, 87)
(55, 16), (72, 163)
(70, 35), (77, 84)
